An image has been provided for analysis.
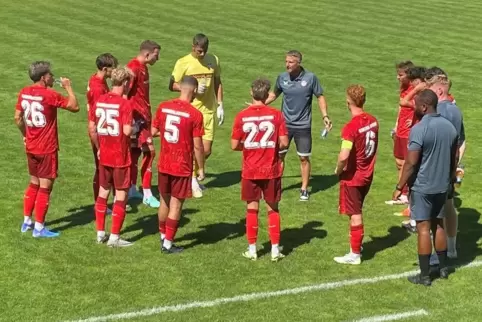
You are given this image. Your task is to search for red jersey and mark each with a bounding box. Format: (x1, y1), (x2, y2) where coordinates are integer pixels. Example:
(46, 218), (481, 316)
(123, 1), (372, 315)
(152, 99), (204, 177)
(94, 93), (133, 168)
(396, 85), (414, 138)
(86, 74), (109, 122)
(231, 105), (288, 180)
(15, 85), (69, 155)
(340, 112), (379, 186)
(126, 58), (151, 122)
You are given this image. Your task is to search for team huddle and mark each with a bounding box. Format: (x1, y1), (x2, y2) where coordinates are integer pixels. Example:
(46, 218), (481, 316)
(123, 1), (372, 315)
(14, 34), (465, 280)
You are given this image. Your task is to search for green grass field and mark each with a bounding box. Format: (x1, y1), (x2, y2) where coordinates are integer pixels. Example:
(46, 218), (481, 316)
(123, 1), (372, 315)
(1, 0), (482, 321)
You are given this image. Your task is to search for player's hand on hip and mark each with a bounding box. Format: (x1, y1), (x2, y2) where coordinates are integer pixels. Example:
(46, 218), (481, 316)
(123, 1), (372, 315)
(59, 77), (72, 88)
(217, 102), (225, 126)
(323, 116), (333, 131)
(197, 169), (205, 182)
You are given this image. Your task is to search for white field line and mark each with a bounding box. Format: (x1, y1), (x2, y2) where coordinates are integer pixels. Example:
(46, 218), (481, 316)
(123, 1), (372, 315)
(353, 309), (429, 322)
(68, 260), (482, 322)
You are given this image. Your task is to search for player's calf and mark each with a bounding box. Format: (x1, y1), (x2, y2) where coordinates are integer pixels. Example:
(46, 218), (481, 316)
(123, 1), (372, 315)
(32, 178), (59, 238)
(266, 201), (284, 262)
(161, 195), (184, 254)
(243, 205), (259, 260)
(21, 182), (39, 233)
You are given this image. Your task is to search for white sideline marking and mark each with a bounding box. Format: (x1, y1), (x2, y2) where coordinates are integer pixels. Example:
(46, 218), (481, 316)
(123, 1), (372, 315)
(353, 309), (429, 322)
(68, 260), (482, 322)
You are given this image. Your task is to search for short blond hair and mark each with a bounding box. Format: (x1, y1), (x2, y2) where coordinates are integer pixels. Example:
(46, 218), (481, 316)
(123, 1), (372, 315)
(251, 78), (271, 101)
(426, 74), (449, 87)
(347, 84), (366, 107)
(111, 67), (131, 86)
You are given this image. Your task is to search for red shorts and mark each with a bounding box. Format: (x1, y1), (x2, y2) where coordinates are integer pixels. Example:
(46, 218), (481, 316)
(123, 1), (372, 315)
(158, 173), (191, 199)
(393, 135), (408, 160)
(241, 178), (281, 203)
(339, 182), (371, 215)
(27, 152), (58, 179)
(99, 165), (131, 190)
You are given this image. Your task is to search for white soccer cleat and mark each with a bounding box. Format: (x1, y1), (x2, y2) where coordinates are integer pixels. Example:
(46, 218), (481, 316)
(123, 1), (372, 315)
(96, 235), (109, 244)
(447, 250), (458, 259)
(107, 238), (134, 248)
(385, 194), (409, 205)
(429, 253), (439, 266)
(271, 252), (285, 262)
(242, 250), (258, 261)
(334, 252), (361, 265)
(192, 178), (203, 198)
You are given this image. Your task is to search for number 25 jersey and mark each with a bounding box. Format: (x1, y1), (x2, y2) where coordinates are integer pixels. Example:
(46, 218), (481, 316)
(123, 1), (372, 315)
(231, 105), (288, 180)
(15, 85), (69, 155)
(152, 99), (204, 177)
(340, 112), (379, 186)
(94, 93), (133, 168)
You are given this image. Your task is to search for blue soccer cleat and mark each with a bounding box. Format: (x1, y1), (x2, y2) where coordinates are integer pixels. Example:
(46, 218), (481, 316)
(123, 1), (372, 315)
(21, 222), (34, 233)
(32, 227), (60, 238)
(143, 196), (160, 208)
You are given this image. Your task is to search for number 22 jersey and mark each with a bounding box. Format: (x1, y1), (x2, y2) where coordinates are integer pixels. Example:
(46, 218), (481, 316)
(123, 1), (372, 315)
(340, 112), (379, 186)
(231, 105), (288, 180)
(15, 84), (69, 155)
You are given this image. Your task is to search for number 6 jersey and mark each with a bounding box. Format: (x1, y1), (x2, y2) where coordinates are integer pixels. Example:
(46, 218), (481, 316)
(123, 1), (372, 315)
(94, 93), (133, 168)
(340, 112), (379, 186)
(15, 84), (70, 154)
(152, 99), (204, 177)
(231, 105), (288, 180)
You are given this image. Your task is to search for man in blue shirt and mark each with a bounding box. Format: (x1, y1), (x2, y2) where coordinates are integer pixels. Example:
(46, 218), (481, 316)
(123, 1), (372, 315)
(393, 89), (458, 286)
(266, 50), (332, 201)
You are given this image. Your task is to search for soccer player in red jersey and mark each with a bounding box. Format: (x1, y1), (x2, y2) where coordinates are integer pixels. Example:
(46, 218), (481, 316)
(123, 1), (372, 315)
(231, 78), (289, 262)
(14, 61), (79, 237)
(334, 85), (378, 265)
(126, 40), (161, 208)
(89, 67), (134, 247)
(151, 76), (205, 254)
(86, 53), (118, 203)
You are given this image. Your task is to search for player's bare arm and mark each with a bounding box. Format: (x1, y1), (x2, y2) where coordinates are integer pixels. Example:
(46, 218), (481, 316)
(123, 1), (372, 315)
(317, 95), (332, 130)
(194, 136), (205, 179)
(151, 125), (160, 137)
(60, 78), (80, 112)
(168, 76), (181, 92)
(88, 120), (99, 150)
(394, 149), (420, 200)
(335, 140), (352, 175)
(230, 138), (243, 151)
(123, 123), (133, 137)
(265, 87), (281, 105)
(14, 109), (26, 138)
(279, 135), (289, 151)
(399, 82), (426, 107)
(451, 140), (459, 182)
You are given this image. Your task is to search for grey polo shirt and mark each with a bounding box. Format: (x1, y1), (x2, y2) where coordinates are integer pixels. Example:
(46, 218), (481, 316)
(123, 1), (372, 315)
(408, 113), (458, 194)
(437, 100), (465, 147)
(274, 68), (323, 129)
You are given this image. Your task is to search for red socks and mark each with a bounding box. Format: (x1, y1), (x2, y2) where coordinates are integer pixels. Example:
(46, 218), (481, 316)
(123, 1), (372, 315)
(34, 188), (51, 224)
(130, 148), (142, 186)
(111, 200), (126, 235)
(268, 210), (280, 245)
(24, 183), (39, 217)
(350, 224), (364, 254)
(165, 218), (179, 242)
(246, 209), (259, 245)
(141, 150), (155, 189)
(159, 220), (166, 235)
(95, 197), (107, 231)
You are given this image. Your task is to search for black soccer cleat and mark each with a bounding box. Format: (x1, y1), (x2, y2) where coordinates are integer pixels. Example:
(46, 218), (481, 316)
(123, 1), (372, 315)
(161, 244), (184, 254)
(408, 274), (431, 286)
(439, 267), (450, 279)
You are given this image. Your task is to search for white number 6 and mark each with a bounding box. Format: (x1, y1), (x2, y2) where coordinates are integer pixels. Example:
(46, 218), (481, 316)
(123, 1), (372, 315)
(21, 100), (46, 127)
(365, 130), (376, 157)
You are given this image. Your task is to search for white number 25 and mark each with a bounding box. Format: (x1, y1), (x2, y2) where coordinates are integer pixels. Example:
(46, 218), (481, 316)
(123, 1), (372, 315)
(96, 108), (120, 136)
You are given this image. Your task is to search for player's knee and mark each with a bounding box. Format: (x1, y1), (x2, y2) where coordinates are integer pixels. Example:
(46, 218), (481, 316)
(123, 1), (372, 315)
(30, 176), (40, 185)
(300, 156), (310, 164)
(350, 214), (363, 226)
(39, 178), (54, 190)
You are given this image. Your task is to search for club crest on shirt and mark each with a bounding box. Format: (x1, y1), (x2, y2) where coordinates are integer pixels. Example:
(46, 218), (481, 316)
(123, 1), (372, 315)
(301, 80), (308, 87)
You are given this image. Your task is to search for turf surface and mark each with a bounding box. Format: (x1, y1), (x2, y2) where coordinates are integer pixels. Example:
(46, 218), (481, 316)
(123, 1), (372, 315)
(1, 0), (482, 321)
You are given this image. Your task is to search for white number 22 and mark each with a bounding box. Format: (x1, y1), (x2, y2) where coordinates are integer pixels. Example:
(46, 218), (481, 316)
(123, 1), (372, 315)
(243, 121), (275, 149)
(364, 130), (376, 157)
(96, 108), (120, 136)
(21, 100), (46, 127)
(164, 114), (181, 143)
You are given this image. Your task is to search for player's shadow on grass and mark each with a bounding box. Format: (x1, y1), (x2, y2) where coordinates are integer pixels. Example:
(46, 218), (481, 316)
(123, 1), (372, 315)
(47, 205), (95, 231)
(259, 221), (327, 257)
(361, 226), (410, 261)
(204, 171), (241, 189)
(282, 174), (338, 194)
(122, 209), (198, 242)
(176, 219), (245, 249)
(453, 196), (482, 266)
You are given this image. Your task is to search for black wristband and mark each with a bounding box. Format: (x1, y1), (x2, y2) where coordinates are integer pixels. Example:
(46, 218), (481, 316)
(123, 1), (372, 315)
(395, 185), (403, 191)
(323, 115), (330, 120)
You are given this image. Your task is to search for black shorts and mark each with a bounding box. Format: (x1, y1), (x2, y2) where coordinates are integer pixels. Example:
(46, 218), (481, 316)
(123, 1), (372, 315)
(409, 191), (447, 221)
(280, 127), (312, 157)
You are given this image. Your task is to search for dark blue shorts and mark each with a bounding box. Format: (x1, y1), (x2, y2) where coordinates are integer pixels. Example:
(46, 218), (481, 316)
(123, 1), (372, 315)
(409, 191), (447, 221)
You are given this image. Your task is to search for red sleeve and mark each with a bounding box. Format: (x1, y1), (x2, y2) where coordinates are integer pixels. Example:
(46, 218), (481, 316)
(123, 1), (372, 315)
(278, 113), (288, 136)
(341, 122), (355, 142)
(122, 101), (133, 125)
(15, 91), (23, 111)
(51, 91), (69, 109)
(126, 64), (138, 97)
(152, 104), (162, 129)
(231, 114), (243, 140)
(192, 110), (204, 138)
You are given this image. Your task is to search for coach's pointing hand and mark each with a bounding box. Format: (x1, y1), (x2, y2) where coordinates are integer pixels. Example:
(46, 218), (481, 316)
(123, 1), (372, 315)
(217, 102), (225, 126)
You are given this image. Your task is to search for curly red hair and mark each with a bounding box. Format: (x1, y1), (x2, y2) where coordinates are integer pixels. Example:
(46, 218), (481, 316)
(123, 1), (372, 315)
(346, 85), (366, 107)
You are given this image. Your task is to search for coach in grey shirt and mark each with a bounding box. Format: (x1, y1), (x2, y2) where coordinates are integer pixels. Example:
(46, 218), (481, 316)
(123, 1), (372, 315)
(393, 89), (458, 287)
(266, 50), (332, 201)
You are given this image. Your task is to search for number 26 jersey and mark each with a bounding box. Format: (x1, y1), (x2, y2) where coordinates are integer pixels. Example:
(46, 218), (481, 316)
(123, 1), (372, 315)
(15, 85), (70, 155)
(94, 93), (133, 168)
(231, 105), (288, 180)
(340, 112), (379, 186)
(152, 99), (204, 177)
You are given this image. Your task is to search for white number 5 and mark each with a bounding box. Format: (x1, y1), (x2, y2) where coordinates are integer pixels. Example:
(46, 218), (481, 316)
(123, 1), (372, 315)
(96, 108), (120, 136)
(21, 100), (46, 127)
(164, 114), (181, 143)
(365, 130), (376, 157)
